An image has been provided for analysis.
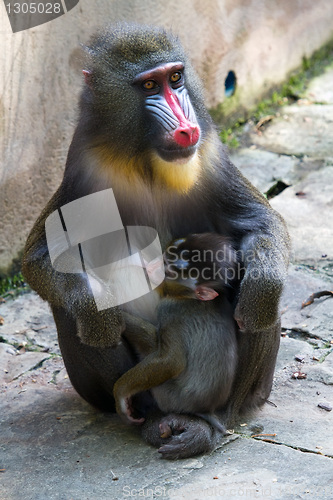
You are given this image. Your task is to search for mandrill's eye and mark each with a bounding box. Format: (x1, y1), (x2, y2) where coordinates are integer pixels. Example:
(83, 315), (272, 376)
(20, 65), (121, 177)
(142, 80), (158, 91)
(170, 72), (182, 85)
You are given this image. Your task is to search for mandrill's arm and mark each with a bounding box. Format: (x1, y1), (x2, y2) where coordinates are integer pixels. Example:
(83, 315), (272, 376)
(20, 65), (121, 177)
(212, 151), (291, 333)
(22, 188), (125, 347)
(234, 213), (291, 332)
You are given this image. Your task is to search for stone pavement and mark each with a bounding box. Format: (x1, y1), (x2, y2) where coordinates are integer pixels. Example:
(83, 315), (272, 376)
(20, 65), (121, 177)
(1, 68), (333, 500)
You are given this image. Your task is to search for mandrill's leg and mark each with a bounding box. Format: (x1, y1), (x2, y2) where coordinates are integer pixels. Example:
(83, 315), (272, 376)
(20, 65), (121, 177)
(225, 321), (281, 426)
(53, 306), (137, 412)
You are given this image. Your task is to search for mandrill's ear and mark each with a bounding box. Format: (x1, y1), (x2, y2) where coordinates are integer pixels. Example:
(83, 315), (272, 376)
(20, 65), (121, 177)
(82, 70), (93, 88)
(195, 285), (219, 301)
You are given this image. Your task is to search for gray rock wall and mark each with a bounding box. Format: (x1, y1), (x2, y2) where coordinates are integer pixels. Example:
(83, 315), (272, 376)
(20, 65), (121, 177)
(1, 0), (333, 272)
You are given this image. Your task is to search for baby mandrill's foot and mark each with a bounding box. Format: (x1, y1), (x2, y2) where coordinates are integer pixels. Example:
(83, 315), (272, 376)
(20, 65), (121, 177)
(118, 395), (145, 425)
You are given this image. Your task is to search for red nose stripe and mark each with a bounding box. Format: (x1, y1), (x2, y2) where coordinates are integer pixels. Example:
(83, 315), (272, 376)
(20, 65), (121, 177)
(164, 86), (200, 147)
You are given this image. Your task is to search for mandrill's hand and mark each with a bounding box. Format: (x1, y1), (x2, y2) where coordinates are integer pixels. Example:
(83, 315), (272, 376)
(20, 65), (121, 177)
(234, 264), (285, 333)
(234, 293), (280, 333)
(76, 308), (125, 347)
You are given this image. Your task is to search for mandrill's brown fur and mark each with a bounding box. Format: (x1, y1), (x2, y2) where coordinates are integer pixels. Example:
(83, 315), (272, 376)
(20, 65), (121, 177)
(22, 24), (290, 459)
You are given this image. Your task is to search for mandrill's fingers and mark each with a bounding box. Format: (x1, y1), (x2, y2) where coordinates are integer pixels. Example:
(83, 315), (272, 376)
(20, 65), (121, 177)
(159, 421), (173, 439)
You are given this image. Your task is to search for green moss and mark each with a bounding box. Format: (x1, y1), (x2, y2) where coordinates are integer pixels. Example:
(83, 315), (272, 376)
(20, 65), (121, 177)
(0, 272), (29, 299)
(0, 249), (30, 299)
(220, 127), (240, 148)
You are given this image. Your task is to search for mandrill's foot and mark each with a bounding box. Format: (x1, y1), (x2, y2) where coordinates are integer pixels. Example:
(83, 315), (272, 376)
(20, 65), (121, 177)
(142, 412), (222, 460)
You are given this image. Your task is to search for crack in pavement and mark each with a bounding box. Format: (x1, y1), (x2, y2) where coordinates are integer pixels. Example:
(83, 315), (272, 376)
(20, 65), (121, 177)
(238, 433), (333, 459)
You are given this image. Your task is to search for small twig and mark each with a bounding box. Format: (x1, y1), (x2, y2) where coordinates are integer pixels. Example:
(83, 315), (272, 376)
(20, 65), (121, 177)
(255, 115), (275, 130)
(14, 329), (28, 335)
(31, 325), (48, 332)
(251, 433), (277, 438)
(302, 290), (333, 309)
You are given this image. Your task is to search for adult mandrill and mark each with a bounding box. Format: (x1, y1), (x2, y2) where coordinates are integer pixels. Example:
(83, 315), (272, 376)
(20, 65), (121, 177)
(22, 24), (290, 460)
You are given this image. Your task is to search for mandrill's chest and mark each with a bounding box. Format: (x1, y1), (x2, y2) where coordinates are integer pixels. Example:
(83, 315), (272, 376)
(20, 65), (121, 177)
(112, 182), (215, 248)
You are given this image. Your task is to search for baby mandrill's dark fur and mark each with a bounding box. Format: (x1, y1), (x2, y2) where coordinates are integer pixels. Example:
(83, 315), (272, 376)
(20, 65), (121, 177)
(114, 235), (238, 438)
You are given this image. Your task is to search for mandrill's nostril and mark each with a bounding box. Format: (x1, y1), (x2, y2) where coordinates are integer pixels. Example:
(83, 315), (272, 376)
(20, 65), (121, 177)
(174, 125), (200, 147)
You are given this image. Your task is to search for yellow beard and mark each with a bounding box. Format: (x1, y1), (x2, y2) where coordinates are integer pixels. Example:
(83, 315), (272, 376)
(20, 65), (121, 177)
(150, 151), (201, 193)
